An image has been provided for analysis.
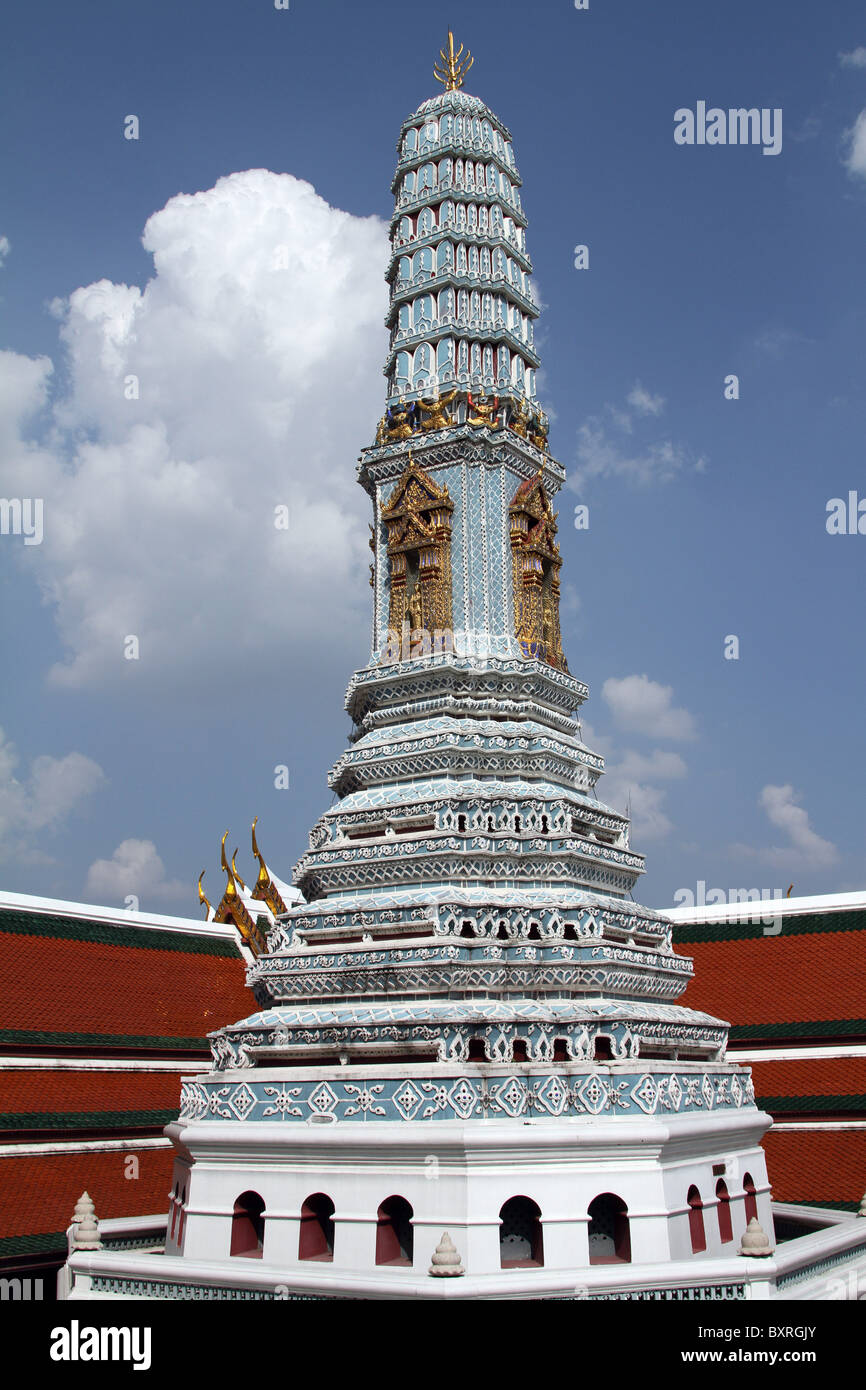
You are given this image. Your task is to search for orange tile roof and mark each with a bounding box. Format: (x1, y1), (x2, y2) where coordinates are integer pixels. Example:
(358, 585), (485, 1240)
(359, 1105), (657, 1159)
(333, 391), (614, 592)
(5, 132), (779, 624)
(0, 1070), (183, 1120)
(750, 1056), (866, 1099)
(0, 925), (255, 1047)
(675, 932), (866, 1034)
(0, 1145), (174, 1246)
(763, 1127), (866, 1208)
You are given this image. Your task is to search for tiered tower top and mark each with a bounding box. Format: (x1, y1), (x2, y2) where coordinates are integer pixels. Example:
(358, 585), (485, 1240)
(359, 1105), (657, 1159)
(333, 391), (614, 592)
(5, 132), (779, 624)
(384, 36), (539, 413)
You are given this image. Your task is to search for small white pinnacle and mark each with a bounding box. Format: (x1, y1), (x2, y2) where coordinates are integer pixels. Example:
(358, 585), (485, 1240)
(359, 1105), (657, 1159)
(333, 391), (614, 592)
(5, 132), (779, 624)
(738, 1216), (772, 1257)
(428, 1230), (465, 1276)
(71, 1190), (103, 1251)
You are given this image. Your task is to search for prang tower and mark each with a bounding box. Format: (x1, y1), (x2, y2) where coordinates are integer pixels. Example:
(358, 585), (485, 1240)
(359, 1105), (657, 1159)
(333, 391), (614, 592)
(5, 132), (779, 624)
(90, 37), (775, 1297)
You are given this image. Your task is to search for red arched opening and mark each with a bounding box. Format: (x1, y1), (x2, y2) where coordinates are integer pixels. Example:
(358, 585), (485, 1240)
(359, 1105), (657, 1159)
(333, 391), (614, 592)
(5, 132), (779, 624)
(298, 1193), (335, 1261)
(230, 1190), (265, 1258)
(587, 1193), (631, 1263)
(716, 1179), (733, 1244)
(687, 1185), (706, 1253)
(375, 1196), (414, 1266)
(743, 1172), (758, 1224)
(499, 1196), (544, 1268)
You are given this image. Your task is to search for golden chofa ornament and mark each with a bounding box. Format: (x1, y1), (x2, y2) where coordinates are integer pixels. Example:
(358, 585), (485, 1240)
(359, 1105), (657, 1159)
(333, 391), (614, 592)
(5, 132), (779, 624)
(433, 31), (473, 92)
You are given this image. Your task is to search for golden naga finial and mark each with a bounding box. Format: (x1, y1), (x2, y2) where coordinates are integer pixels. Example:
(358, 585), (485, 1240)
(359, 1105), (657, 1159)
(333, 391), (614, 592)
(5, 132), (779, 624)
(433, 30), (473, 91)
(197, 870), (212, 919)
(231, 848), (247, 892)
(220, 829), (238, 898)
(252, 815), (269, 889)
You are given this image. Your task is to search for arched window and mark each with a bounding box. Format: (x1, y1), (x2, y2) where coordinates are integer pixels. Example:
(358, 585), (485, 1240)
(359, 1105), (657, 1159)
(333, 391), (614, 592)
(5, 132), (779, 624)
(395, 351), (411, 393)
(418, 162), (436, 193)
(512, 1039), (528, 1061)
(500, 1196), (543, 1268)
(418, 207), (434, 237)
(437, 337), (454, 380)
(398, 215), (413, 242)
(440, 113), (452, 142)
(398, 255), (411, 284)
(414, 246), (433, 279)
(299, 1193), (335, 1261)
(404, 127), (417, 154)
(587, 1193), (631, 1263)
(743, 1173), (758, 1224)
(375, 1196), (414, 1266)
(413, 295), (433, 329)
(436, 241), (453, 273)
(413, 342), (432, 388)
(230, 1190), (265, 1259)
(468, 1037), (486, 1060)
(716, 1179), (733, 1244)
(402, 169), (416, 196)
(398, 304), (411, 334)
(687, 1185), (706, 1254)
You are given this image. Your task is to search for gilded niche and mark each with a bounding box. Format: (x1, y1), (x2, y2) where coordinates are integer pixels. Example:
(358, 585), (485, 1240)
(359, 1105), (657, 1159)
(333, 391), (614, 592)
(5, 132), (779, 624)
(382, 453), (454, 640)
(509, 470), (567, 670)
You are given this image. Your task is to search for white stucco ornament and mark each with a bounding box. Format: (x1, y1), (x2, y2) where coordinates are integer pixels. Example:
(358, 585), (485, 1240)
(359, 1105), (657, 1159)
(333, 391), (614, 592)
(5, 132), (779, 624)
(71, 1191), (102, 1251)
(428, 1231), (465, 1276)
(738, 1217), (772, 1258)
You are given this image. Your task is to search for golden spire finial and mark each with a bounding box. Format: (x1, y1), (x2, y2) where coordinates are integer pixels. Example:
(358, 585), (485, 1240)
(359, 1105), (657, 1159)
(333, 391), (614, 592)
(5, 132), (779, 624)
(231, 848), (247, 893)
(197, 870), (212, 919)
(252, 815), (269, 888)
(433, 30), (473, 91)
(220, 829), (238, 898)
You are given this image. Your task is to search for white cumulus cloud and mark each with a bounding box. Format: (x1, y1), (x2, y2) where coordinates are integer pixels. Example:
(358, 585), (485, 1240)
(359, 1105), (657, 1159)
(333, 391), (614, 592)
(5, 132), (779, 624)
(839, 47), (866, 68)
(0, 728), (105, 862)
(85, 838), (187, 905)
(580, 722), (688, 843)
(843, 110), (866, 177)
(0, 169), (390, 689)
(569, 383), (704, 492)
(626, 381), (665, 416)
(602, 674), (697, 741)
(731, 784), (839, 870)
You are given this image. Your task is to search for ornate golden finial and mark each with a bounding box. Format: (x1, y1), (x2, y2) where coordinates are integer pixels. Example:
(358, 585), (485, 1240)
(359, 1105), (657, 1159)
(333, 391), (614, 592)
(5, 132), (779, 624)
(197, 870), (212, 919)
(231, 848), (246, 892)
(434, 30), (473, 91)
(252, 815), (269, 889)
(220, 829), (238, 898)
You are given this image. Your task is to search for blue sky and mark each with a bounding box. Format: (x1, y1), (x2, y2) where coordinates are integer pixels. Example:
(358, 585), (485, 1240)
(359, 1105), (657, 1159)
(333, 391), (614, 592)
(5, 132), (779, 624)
(1, 0), (865, 916)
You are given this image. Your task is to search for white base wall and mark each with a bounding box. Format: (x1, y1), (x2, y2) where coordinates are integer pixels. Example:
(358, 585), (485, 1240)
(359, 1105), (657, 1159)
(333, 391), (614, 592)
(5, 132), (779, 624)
(162, 1108), (772, 1281)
